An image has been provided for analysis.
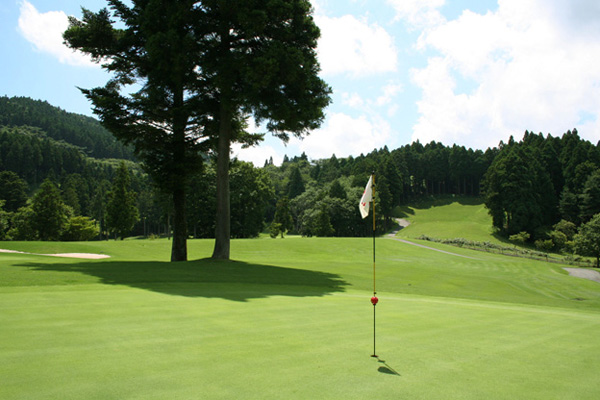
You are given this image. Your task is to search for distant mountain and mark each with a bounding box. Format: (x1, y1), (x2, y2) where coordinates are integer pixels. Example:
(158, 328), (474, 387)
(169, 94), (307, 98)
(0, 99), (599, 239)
(0, 96), (134, 160)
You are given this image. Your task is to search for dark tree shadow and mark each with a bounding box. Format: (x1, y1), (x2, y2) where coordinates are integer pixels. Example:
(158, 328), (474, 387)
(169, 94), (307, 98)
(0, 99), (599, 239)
(14, 258), (348, 302)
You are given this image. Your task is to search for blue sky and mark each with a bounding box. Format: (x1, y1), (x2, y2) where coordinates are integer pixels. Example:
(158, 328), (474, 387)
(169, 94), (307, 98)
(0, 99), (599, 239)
(2, 0), (600, 165)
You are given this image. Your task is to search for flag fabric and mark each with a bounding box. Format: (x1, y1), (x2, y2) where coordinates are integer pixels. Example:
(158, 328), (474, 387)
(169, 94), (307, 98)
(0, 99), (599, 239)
(359, 175), (373, 219)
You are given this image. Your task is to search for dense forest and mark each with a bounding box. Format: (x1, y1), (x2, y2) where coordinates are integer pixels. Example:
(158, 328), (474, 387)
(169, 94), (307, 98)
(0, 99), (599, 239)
(1, 96), (599, 262)
(0, 97), (134, 160)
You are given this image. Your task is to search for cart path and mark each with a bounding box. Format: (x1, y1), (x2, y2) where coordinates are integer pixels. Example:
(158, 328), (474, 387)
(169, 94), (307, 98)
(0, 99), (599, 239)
(387, 237), (480, 260)
(386, 218), (479, 260)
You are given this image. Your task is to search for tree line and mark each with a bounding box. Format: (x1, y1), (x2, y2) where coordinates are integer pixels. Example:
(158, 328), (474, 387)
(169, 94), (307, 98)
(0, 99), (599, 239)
(1, 97), (598, 241)
(1, 95), (599, 264)
(0, 97), (275, 242)
(261, 142), (494, 238)
(483, 130), (600, 264)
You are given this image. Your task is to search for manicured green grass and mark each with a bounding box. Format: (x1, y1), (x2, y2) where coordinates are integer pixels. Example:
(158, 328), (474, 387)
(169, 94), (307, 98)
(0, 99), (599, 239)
(395, 196), (505, 244)
(1, 237), (600, 399)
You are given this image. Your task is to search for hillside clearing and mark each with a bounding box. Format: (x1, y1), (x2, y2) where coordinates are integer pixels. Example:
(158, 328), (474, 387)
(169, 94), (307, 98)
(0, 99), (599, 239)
(395, 197), (502, 244)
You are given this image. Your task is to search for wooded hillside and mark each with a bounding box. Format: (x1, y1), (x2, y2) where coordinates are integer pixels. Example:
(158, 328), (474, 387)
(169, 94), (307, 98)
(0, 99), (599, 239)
(1, 96), (599, 254)
(0, 96), (134, 160)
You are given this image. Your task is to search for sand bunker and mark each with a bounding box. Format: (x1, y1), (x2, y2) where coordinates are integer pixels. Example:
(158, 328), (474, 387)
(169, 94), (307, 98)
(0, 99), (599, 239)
(44, 253), (111, 259)
(564, 267), (600, 283)
(0, 249), (110, 259)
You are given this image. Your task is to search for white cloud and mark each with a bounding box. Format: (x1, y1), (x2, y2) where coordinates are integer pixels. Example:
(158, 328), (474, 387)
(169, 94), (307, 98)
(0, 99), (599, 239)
(409, 0), (600, 148)
(341, 81), (403, 120)
(342, 92), (365, 108)
(376, 81), (403, 106)
(18, 1), (96, 67)
(232, 143), (284, 167)
(315, 14), (397, 77)
(387, 0), (446, 29)
(292, 112), (392, 159)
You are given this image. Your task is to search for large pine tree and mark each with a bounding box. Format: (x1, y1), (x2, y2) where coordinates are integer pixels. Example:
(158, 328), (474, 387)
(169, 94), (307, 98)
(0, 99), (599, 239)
(200, 0), (331, 259)
(64, 0), (330, 261)
(64, 0), (209, 260)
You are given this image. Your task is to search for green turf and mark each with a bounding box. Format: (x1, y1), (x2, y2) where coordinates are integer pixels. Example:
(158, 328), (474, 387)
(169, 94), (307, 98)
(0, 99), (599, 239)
(395, 196), (505, 244)
(1, 237), (600, 399)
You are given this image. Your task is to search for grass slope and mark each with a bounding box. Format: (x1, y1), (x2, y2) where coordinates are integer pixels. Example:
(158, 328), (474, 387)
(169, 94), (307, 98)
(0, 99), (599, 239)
(395, 196), (504, 244)
(1, 236), (600, 399)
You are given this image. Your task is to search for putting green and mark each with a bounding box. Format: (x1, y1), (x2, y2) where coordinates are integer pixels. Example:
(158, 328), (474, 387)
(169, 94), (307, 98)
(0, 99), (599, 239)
(1, 238), (600, 399)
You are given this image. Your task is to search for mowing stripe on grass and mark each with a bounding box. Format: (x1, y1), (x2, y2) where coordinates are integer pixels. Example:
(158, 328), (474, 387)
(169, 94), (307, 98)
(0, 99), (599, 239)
(2, 237), (600, 398)
(2, 285), (599, 399)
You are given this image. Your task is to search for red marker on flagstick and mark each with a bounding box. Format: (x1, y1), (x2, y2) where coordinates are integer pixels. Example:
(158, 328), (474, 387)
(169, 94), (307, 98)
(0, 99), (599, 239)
(370, 294), (378, 358)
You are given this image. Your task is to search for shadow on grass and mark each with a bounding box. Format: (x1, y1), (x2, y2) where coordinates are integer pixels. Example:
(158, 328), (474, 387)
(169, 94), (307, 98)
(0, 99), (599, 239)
(15, 258), (348, 302)
(376, 358), (401, 376)
(393, 205), (415, 219)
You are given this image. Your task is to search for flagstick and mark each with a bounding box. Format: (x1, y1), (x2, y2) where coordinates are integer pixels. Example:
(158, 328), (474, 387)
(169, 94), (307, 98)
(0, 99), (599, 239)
(371, 173), (378, 358)
(372, 173), (376, 296)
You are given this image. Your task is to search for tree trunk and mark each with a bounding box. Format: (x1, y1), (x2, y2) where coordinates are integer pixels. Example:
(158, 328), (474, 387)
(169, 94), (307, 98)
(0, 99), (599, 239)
(212, 101), (232, 259)
(171, 186), (187, 261)
(170, 88), (188, 262)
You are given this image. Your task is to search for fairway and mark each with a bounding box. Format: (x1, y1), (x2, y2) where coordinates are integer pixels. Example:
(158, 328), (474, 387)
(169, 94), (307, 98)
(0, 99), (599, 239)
(2, 238), (600, 399)
(395, 197), (504, 244)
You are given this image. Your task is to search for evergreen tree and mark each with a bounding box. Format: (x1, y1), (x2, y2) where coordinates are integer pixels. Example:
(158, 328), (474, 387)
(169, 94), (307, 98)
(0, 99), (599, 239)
(574, 213), (600, 267)
(62, 182), (81, 216)
(62, 174), (90, 216)
(31, 179), (71, 241)
(203, 1), (331, 259)
(90, 179), (111, 240)
(559, 188), (580, 224)
(65, 1), (331, 260)
(580, 169), (600, 222)
(319, 154), (341, 183)
(64, 1), (208, 260)
(229, 161), (274, 238)
(273, 197), (294, 238)
(328, 179), (346, 200)
(0, 201), (9, 240)
(483, 144), (554, 236)
(383, 158), (403, 204)
(7, 206), (37, 240)
(375, 175), (393, 225)
(0, 171), (28, 212)
(106, 162), (139, 240)
(313, 204), (334, 237)
(287, 167), (305, 199)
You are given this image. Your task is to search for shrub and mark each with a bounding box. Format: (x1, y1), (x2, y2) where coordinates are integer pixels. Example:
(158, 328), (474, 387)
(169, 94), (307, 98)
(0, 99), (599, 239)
(61, 216), (99, 241)
(534, 239), (553, 253)
(509, 231), (530, 246)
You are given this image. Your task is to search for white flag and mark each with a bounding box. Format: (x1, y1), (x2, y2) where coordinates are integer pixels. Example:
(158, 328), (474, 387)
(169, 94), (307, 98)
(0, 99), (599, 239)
(359, 176), (373, 219)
